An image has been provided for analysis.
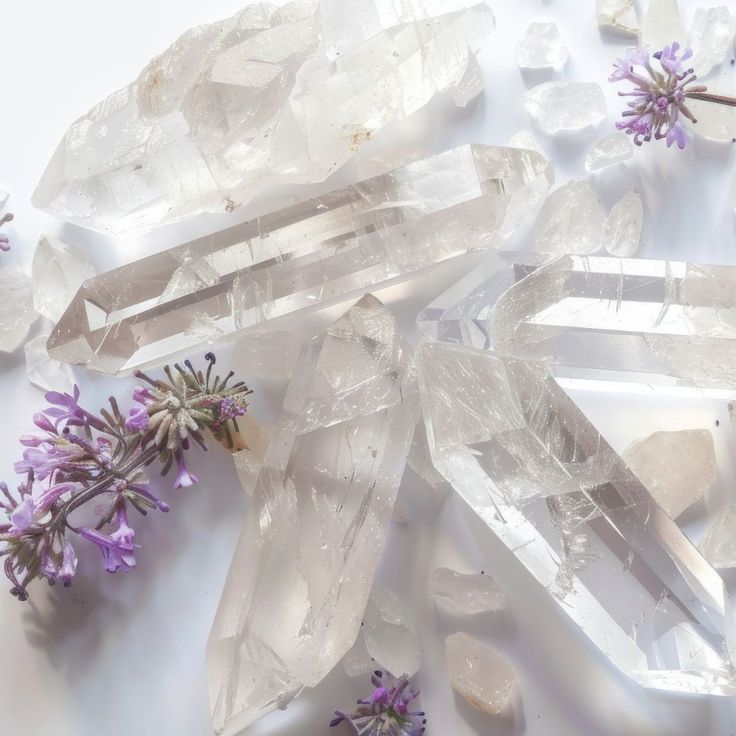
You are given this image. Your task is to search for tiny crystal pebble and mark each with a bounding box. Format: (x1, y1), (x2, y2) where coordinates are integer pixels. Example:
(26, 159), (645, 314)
(700, 505), (736, 568)
(430, 567), (506, 614)
(24, 334), (74, 393)
(623, 430), (716, 519)
(597, 0), (638, 37)
(689, 6), (735, 78)
(602, 190), (643, 258)
(0, 270), (38, 353)
(640, 0), (685, 51)
(525, 82), (607, 135)
(31, 236), (96, 323)
(585, 132), (634, 172)
(445, 633), (515, 715)
(515, 22), (568, 70)
(535, 181), (607, 255)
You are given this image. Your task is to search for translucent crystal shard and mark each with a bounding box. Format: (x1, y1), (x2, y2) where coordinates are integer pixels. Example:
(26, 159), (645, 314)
(597, 0), (638, 37)
(430, 567), (506, 613)
(525, 82), (607, 135)
(640, 0), (685, 52)
(0, 270), (37, 353)
(445, 633), (515, 714)
(418, 341), (735, 694)
(47, 145), (553, 375)
(33, 0), (494, 234)
(24, 334), (74, 393)
(689, 6), (735, 77)
(602, 190), (642, 257)
(207, 295), (418, 734)
(515, 22), (568, 70)
(584, 132), (634, 172)
(32, 236), (96, 322)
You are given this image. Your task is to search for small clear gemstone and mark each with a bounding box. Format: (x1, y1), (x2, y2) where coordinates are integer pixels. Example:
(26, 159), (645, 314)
(515, 22), (568, 70)
(689, 6), (735, 77)
(0, 270), (37, 353)
(24, 334), (74, 393)
(584, 132), (634, 172)
(525, 82), (607, 135)
(602, 190), (643, 257)
(597, 0), (638, 37)
(430, 567), (506, 614)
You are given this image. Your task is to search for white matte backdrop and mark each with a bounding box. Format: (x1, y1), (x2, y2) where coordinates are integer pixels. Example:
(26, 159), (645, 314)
(1, 1), (736, 734)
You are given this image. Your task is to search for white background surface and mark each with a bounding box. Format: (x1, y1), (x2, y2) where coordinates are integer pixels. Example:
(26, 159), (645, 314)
(2, 1), (736, 734)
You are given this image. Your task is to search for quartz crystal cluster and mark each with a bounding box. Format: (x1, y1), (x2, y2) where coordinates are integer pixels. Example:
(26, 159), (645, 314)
(47, 145), (552, 375)
(206, 295), (418, 735)
(33, 0), (494, 234)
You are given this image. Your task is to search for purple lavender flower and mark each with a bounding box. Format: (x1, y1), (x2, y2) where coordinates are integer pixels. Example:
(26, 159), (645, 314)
(125, 404), (150, 432)
(330, 672), (426, 736)
(79, 504), (138, 573)
(173, 452), (198, 489)
(610, 42), (705, 148)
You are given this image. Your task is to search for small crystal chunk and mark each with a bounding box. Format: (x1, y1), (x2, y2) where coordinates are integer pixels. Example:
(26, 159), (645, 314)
(597, 0), (638, 37)
(585, 133), (634, 172)
(515, 22), (568, 70)
(0, 270), (37, 353)
(24, 334), (74, 393)
(430, 567), (506, 614)
(445, 633), (515, 714)
(623, 430), (716, 519)
(689, 6), (735, 78)
(525, 82), (607, 135)
(603, 190), (643, 257)
(535, 181), (607, 255)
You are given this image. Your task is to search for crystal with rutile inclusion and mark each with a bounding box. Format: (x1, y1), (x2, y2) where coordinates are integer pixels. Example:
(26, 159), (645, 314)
(525, 82), (607, 135)
(207, 295), (418, 735)
(47, 145), (553, 376)
(33, 0), (494, 234)
(418, 341), (735, 694)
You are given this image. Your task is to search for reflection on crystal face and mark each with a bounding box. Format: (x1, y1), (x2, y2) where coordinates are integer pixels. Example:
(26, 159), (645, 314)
(33, 0), (494, 234)
(418, 341), (735, 694)
(207, 295), (418, 734)
(47, 145), (552, 376)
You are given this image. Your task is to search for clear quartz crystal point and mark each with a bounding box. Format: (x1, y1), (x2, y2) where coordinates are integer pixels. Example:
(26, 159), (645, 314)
(0, 270), (38, 353)
(525, 82), (607, 135)
(623, 430), (716, 519)
(689, 6), (735, 78)
(640, 0), (685, 51)
(597, 0), (639, 37)
(33, 0), (494, 235)
(24, 334), (74, 393)
(431, 567), (506, 614)
(46, 145), (553, 376)
(602, 190), (642, 257)
(515, 22), (568, 70)
(418, 341), (735, 694)
(584, 132), (634, 172)
(31, 236), (96, 323)
(207, 295), (418, 735)
(445, 633), (515, 714)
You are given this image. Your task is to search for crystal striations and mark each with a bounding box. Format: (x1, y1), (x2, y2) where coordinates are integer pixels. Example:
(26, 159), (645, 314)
(0, 270), (37, 353)
(47, 145), (553, 375)
(206, 295), (418, 734)
(525, 82), (607, 135)
(418, 341), (735, 694)
(431, 567), (506, 614)
(33, 0), (494, 234)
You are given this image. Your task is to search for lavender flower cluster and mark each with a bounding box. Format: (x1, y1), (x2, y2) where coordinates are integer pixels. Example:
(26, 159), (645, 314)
(0, 353), (251, 600)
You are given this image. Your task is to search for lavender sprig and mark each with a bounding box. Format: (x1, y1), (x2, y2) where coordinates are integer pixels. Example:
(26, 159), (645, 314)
(0, 353), (251, 600)
(330, 671), (426, 736)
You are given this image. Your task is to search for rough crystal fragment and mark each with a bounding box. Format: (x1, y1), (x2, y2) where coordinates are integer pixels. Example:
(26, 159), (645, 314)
(525, 82), (607, 135)
(24, 334), (74, 393)
(418, 341), (735, 694)
(602, 190), (643, 257)
(640, 0), (685, 52)
(689, 6), (735, 78)
(431, 567), (506, 614)
(47, 145), (552, 376)
(597, 0), (639, 37)
(33, 1), (494, 234)
(623, 430), (716, 519)
(0, 270), (37, 353)
(31, 236), (96, 323)
(584, 133), (634, 172)
(207, 295), (418, 734)
(535, 181), (606, 255)
(445, 633), (515, 714)
(515, 22), (568, 70)
(701, 506), (736, 569)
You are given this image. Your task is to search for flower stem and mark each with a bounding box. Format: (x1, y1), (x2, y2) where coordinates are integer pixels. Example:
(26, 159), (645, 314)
(686, 91), (736, 108)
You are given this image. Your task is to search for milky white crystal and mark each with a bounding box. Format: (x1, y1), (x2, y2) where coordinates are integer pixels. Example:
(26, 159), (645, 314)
(445, 633), (515, 714)
(602, 190), (643, 257)
(701, 506), (736, 568)
(640, 0), (685, 51)
(33, 0), (494, 234)
(526, 82), (607, 135)
(31, 236), (96, 323)
(689, 6), (735, 78)
(24, 334), (74, 393)
(597, 0), (638, 37)
(585, 132), (634, 172)
(207, 295), (418, 734)
(623, 430), (716, 519)
(515, 22), (568, 70)
(431, 567), (506, 614)
(535, 181), (607, 255)
(0, 270), (37, 353)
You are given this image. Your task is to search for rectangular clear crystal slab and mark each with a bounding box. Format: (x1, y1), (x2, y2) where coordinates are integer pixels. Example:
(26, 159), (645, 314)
(46, 144), (552, 375)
